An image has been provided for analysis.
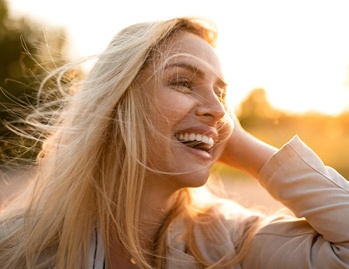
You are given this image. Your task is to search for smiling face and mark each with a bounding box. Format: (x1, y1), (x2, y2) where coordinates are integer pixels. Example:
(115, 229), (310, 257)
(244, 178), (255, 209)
(139, 32), (231, 190)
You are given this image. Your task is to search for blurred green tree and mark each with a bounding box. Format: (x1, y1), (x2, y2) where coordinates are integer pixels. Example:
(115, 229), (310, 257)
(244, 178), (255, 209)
(0, 0), (68, 166)
(237, 88), (282, 126)
(235, 88), (349, 178)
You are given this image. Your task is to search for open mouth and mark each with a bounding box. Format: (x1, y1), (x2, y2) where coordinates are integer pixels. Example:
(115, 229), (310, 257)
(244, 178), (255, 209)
(175, 133), (214, 152)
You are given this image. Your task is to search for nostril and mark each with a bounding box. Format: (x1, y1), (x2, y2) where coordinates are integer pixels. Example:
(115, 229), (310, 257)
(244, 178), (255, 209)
(203, 113), (214, 118)
(196, 107), (225, 121)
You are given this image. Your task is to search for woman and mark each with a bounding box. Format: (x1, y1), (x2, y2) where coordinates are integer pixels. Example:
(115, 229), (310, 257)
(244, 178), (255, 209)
(1, 17), (349, 269)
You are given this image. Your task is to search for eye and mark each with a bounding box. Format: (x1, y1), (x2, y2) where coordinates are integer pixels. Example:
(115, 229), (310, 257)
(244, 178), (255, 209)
(169, 77), (194, 93)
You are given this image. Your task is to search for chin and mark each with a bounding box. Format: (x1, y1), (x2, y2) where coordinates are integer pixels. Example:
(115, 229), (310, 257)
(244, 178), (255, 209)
(176, 169), (210, 188)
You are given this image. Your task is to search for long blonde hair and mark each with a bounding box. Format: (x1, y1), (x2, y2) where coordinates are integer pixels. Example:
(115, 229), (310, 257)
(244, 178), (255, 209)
(0, 17), (263, 268)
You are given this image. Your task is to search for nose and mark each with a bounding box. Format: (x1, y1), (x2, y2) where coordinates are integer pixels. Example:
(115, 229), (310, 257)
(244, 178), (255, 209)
(195, 91), (226, 122)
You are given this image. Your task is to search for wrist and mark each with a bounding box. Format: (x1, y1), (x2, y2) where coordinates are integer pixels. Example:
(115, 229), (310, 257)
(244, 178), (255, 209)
(219, 129), (277, 178)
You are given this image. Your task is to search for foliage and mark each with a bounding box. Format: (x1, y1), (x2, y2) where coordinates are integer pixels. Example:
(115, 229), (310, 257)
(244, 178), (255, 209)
(237, 88), (349, 179)
(0, 0), (68, 166)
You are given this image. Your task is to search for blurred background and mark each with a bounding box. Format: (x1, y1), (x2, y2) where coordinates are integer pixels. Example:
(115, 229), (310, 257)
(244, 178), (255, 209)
(1, 0), (349, 210)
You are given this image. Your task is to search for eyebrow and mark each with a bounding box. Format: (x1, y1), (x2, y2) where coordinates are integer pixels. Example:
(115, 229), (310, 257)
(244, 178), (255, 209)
(164, 62), (228, 89)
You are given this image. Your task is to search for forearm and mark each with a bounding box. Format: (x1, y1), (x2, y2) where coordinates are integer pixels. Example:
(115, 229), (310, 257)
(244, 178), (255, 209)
(243, 136), (349, 268)
(259, 136), (349, 242)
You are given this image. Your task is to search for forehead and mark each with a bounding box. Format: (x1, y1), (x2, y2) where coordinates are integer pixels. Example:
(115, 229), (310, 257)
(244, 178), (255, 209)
(157, 32), (222, 75)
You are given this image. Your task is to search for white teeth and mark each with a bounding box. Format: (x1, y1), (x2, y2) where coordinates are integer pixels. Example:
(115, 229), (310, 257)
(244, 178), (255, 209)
(202, 135), (210, 145)
(175, 132), (214, 148)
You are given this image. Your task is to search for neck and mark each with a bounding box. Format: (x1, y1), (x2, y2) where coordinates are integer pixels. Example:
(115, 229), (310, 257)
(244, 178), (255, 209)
(108, 175), (183, 268)
(139, 180), (181, 243)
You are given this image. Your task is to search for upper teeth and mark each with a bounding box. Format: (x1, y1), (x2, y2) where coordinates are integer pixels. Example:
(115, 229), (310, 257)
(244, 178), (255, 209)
(175, 133), (214, 148)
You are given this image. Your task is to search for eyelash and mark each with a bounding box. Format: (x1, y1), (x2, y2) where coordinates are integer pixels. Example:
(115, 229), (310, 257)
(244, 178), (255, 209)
(169, 77), (226, 103)
(169, 78), (193, 93)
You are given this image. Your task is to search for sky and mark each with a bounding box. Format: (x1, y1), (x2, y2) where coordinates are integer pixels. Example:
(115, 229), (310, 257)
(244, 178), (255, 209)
(7, 0), (349, 115)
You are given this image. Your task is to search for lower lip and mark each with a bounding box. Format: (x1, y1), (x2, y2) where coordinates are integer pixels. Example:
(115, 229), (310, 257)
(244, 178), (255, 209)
(178, 140), (213, 161)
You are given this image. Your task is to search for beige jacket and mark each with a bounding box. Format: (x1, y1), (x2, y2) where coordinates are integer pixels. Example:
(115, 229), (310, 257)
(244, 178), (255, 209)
(91, 136), (349, 268)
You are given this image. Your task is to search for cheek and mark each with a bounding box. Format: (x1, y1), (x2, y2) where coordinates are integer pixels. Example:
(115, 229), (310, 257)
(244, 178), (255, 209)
(154, 92), (194, 123)
(146, 94), (193, 165)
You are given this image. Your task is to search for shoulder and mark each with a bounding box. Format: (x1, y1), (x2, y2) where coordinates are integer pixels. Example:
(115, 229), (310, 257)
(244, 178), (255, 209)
(200, 199), (266, 240)
(166, 199), (268, 266)
(170, 198), (266, 247)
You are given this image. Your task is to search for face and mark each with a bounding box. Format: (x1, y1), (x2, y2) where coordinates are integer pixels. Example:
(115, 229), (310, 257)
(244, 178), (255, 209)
(139, 32), (231, 190)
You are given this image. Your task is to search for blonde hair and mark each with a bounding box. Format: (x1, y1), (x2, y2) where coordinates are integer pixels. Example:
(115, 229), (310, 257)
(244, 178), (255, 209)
(0, 17), (263, 268)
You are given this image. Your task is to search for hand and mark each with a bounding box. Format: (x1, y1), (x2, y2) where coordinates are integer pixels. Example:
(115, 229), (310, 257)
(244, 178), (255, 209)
(218, 113), (277, 179)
